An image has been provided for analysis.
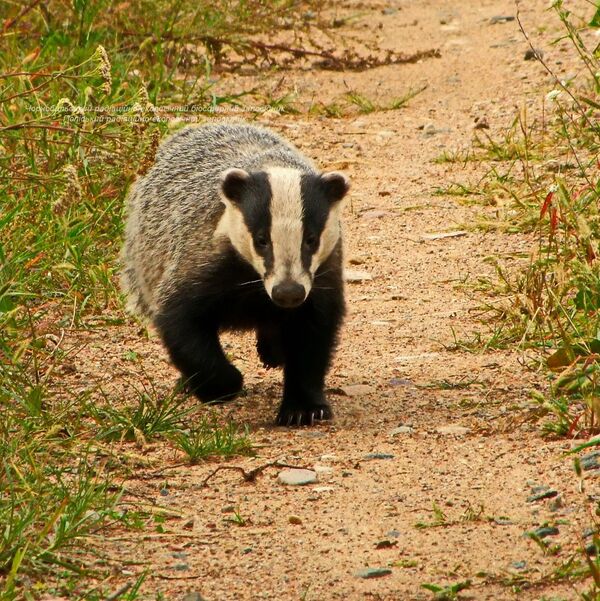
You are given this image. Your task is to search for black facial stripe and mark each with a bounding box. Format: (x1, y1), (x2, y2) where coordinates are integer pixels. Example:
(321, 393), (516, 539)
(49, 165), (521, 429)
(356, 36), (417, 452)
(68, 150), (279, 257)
(300, 173), (333, 270)
(236, 172), (274, 273)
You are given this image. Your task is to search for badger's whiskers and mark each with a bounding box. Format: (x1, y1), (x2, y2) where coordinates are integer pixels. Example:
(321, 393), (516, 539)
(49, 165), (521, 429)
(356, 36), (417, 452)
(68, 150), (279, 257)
(238, 278), (262, 287)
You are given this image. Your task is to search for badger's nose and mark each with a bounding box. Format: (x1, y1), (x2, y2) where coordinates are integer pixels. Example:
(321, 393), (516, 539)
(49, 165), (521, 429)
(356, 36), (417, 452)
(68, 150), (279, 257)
(272, 281), (306, 308)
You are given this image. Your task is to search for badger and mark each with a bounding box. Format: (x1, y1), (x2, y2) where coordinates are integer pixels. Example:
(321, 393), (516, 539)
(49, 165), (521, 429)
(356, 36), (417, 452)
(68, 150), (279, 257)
(121, 122), (349, 426)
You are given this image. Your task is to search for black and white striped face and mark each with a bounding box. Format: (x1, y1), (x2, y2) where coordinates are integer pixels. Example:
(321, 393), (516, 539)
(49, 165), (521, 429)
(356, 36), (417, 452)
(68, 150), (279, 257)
(216, 166), (349, 308)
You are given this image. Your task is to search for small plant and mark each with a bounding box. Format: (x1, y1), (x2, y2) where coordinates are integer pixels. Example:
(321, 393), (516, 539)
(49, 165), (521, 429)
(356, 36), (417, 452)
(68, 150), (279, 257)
(421, 580), (471, 600)
(225, 507), (248, 526)
(172, 418), (252, 464)
(345, 90), (376, 114)
(525, 530), (562, 557)
(415, 503), (447, 529)
(88, 387), (190, 444)
(344, 85), (426, 115)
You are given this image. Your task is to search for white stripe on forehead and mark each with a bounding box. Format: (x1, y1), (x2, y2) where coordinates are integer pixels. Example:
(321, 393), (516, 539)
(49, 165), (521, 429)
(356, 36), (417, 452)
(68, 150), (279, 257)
(267, 167), (305, 282)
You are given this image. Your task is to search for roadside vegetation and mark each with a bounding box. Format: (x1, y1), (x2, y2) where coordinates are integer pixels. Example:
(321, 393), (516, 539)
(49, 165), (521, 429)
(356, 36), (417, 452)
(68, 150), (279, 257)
(0, 1), (321, 597)
(448, 3), (600, 597)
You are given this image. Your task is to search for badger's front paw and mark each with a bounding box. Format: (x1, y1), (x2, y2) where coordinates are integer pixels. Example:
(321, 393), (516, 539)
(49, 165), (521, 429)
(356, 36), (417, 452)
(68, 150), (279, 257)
(275, 399), (333, 427)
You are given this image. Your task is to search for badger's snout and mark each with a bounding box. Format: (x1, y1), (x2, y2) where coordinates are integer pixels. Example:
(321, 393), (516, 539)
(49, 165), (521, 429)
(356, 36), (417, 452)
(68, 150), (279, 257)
(271, 280), (306, 308)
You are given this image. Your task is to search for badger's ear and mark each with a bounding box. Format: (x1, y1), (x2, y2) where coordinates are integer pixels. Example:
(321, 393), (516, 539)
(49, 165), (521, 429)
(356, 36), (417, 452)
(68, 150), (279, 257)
(220, 168), (250, 205)
(319, 171), (350, 204)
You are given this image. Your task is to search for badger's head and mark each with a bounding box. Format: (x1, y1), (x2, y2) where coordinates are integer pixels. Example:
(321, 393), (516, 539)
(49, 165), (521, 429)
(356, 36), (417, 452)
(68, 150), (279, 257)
(216, 166), (349, 308)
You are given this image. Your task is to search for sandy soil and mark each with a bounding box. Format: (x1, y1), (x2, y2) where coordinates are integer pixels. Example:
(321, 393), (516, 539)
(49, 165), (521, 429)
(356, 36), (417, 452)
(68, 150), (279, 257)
(63, 1), (600, 599)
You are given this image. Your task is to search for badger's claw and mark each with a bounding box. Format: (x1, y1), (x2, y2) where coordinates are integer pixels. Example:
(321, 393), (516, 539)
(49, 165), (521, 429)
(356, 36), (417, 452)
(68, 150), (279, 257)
(276, 402), (333, 427)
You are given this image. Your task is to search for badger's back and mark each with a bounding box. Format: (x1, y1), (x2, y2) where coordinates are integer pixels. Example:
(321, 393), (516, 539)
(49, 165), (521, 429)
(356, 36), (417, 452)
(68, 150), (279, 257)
(121, 123), (315, 318)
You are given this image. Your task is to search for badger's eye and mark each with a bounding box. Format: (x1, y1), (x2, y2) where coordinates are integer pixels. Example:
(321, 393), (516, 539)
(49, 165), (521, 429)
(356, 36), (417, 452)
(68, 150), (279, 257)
(255, 234), (270, 250)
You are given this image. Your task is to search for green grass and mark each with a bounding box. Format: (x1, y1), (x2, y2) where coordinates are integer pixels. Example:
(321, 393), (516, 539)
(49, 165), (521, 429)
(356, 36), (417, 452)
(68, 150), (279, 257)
(172, 417), (253, 464)
(453, 3), (600, 598)
(459, 3), (600, 436)
(0, 0), (336, 596)
(344, 85), (427, 115)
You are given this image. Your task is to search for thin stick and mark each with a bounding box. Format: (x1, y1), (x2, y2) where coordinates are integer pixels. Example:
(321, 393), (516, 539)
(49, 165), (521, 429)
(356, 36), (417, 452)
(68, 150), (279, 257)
(199, 461), (311, 488)
(105, 582), (132, 601)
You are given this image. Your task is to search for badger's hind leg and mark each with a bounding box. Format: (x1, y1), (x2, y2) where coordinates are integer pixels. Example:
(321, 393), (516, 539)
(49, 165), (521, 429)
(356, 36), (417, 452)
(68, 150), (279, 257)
(155, 304), (243, 403)
(256, 324), (284, 369)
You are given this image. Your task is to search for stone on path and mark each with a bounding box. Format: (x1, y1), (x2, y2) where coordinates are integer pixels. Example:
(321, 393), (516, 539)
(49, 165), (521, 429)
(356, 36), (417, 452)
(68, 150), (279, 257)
(364, 453), (395, 460)
(436, 425), (471, 436)
(341, 384), (375, 397)
(390, 426), (414, 436)
(278, 469), (317, 486)
(344, 269), (373, 282)
(355, 567), (393, 579)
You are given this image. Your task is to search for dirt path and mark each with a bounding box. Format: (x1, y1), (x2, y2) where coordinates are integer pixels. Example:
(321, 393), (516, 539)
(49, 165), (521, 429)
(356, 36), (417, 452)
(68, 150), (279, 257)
(85, 2), (596, 599)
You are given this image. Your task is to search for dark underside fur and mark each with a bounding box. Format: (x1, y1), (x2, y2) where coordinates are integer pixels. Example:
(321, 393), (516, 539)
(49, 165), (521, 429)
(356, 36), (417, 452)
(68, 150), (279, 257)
(154, 242), (345, 426)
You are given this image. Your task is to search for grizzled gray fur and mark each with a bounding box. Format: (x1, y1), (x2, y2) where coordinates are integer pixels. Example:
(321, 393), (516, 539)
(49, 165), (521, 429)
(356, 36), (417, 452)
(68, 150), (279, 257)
(121, 122), (316, 318)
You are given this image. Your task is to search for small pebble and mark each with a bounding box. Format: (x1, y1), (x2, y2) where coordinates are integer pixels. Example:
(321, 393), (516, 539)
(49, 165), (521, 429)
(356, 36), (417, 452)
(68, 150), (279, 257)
(355, 567), (393, 579)
(474, 116), (489, 129)
(387, 530), (401, 538)
(375, 539), (397, 549)
(344, 269), (373, 282)
(531, 526), (559, 538)
(490, 15), (515, 24)
(364, 453), (395, 460)
(289, 515), (303, 525)
(422, 123), (437, 136)
(320, 454), (338, 462)
(341, 384), (375, 397)
(527, 489), (558, 503)
(581, 451), (600, 471)
(314, 486), (335, 493)
(436, 425), (470, 436)
(390, 426), (414, 436)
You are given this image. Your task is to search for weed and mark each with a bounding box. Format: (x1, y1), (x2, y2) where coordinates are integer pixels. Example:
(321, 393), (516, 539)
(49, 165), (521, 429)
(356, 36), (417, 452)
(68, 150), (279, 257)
(171, 418), (253, 464)
(341, 85), (426, 116)
(415, 503), (447, 529)
(225, 508), (248, 526)
(421, 580), (471, 600)
(88, 386), (190, 444)
(464, 4), (600, 437)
